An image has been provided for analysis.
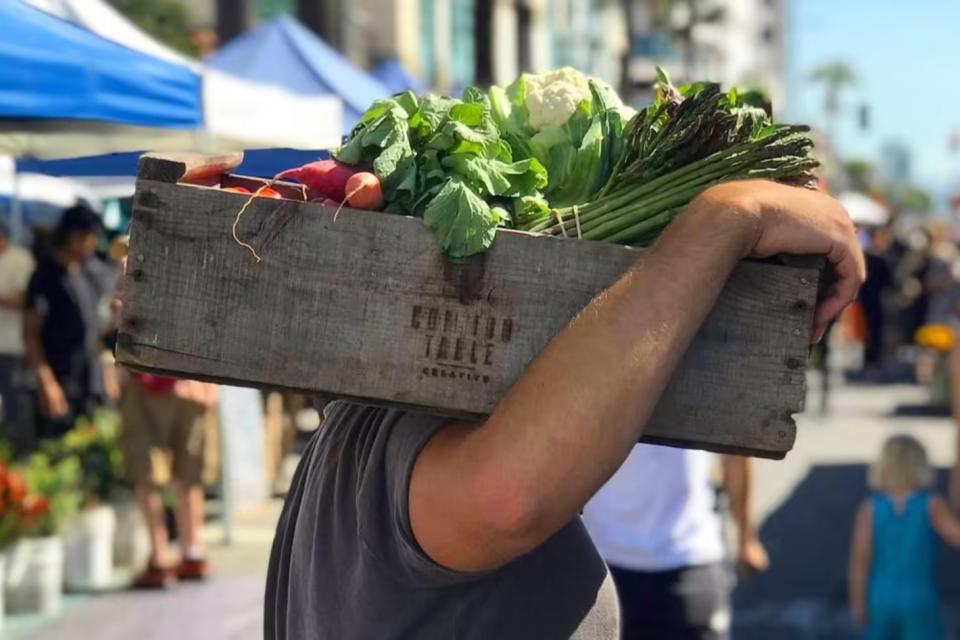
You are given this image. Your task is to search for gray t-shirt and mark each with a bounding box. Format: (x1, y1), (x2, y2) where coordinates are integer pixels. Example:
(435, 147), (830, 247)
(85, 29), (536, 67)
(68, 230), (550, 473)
(265, 401), (619, 640)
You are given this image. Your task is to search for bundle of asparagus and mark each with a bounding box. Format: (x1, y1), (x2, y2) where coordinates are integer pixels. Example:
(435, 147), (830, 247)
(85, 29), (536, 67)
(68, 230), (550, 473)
(519, 70), (819, 245)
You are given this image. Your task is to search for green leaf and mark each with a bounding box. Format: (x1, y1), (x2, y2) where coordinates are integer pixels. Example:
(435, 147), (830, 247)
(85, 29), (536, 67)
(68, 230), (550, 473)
(394, 91), (419, 116)
(381, 155), (418, 205)
(409, 95), (456, 139)
(513, 194), (551, 226)
(462, 86), (489, 106)
(335, 98), (411, 167)
(442, 155), (547, 198)
(449, 102), (486, 127)
(422, 179), (499, 260)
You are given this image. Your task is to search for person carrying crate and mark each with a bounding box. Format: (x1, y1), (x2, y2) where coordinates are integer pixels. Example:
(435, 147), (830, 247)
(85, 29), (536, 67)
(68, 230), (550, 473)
(264, 181), (865, 639)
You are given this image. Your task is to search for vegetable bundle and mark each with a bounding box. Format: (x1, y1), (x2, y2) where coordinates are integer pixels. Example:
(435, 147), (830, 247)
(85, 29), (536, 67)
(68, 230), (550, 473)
(518, 70), (819, 244)
(332, 89), (548, 260)
(282, 67), (819, 260)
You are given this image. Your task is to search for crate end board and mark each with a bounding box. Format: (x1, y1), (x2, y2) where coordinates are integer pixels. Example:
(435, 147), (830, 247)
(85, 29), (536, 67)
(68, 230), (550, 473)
(117, 178), (818, 458)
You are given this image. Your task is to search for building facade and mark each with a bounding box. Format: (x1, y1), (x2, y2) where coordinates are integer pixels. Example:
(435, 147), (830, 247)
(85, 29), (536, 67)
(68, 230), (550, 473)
(626, 0), (787, 112)
(174, 0), (630, 92)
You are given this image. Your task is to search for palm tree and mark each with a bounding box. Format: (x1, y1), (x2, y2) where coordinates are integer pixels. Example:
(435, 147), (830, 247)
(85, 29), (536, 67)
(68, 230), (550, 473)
(810, 61), (857, 141)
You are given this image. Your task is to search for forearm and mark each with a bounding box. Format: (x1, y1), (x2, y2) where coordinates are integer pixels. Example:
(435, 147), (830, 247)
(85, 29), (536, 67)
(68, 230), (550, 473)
(465, 205), (753, 544)
(724, 456), (755, 545)
(848, 567), (867, 611)
(24, 314), (55, 386)
(0, 293), (23, 309)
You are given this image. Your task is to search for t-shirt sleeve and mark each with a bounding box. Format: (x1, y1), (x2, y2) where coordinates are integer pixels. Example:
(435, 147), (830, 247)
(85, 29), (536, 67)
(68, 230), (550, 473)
(356, 409), (488, 588)
(14, 251), (35, 292)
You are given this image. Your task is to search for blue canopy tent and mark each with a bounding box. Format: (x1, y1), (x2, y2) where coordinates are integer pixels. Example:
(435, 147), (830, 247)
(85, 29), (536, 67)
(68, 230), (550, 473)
(0, 0), (203, 239)
(15, 148), (326, 181)
(3, 1), (342, 211)
(373, 59), (426, 95)
(207, 15), (388, 134)
(0, 0), (201, 134)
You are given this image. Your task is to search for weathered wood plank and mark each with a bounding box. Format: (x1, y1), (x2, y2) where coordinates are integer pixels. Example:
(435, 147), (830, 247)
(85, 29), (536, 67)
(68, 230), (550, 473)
(138, 152), (244, 185)
(117, 180), (819, 458)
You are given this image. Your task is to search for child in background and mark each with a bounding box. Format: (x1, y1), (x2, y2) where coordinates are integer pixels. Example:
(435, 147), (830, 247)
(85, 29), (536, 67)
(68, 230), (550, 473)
(848, 434), (960, 639)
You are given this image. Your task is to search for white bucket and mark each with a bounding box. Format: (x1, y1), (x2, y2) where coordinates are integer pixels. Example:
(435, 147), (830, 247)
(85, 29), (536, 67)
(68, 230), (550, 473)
(63, 505), (116, 591)
(113, 500), (150, 571)
(0, 552), (6, 633)
(4, 536), (64, 615)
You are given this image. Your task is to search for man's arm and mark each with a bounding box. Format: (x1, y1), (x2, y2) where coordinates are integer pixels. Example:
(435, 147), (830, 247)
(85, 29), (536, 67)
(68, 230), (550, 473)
(722, 456), (769, 574)
(24, 307), (68, 419)
(0, 293), (24, 310)
(410, 180), (865, 573)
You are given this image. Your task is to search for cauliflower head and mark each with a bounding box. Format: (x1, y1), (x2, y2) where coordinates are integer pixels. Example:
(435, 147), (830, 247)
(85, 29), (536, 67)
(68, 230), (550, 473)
(523, 67), (634, 130)
(524, 67), (593, 131)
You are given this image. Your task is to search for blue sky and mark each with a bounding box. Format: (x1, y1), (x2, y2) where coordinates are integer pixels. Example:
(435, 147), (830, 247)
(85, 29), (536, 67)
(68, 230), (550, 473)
(788, 0), (960, 197)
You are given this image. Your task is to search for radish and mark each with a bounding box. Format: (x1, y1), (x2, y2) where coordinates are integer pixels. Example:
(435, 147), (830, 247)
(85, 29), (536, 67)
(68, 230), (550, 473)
(344, 172), (384, 211)
(256, 187), (283, 199)
(310, 196), (340, 207)
(222, 186), (251, 194)
(274, 160), (356, 201)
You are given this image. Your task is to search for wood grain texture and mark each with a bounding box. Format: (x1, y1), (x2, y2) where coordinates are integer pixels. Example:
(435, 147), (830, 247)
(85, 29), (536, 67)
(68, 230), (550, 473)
(118, 180), (820, 458)
(138, 152), (244, 185)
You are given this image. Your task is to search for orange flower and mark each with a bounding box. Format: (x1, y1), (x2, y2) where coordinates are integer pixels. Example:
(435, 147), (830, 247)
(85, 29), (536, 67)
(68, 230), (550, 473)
(5, 470), (26, 504)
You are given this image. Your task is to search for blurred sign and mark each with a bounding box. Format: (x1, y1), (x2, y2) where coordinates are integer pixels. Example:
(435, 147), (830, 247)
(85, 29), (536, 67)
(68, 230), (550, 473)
(219, 386), (267, 532)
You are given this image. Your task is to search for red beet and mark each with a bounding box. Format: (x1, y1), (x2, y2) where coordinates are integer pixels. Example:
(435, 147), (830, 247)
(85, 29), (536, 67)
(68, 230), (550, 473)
(275, 160), (356, 201)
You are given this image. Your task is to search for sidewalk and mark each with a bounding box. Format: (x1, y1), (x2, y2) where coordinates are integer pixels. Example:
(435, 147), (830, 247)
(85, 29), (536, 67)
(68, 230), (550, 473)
(734, 374), (960, 639)
(6, 500), (283, 640)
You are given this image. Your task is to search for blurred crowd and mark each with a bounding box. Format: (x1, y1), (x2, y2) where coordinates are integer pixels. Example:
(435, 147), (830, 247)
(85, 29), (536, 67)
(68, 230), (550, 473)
(850, 217), (960, 385)
(0, 205), (305, 590)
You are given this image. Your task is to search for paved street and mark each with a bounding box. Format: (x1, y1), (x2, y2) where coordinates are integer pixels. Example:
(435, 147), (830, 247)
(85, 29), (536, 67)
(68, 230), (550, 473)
(736, 374), (960, 639)
(7, 376), (959, 639)
(6, 502), (283, 640)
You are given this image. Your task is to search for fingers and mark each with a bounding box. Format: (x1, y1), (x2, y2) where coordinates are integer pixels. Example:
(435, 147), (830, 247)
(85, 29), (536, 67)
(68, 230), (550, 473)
(812, 236), (866, 343)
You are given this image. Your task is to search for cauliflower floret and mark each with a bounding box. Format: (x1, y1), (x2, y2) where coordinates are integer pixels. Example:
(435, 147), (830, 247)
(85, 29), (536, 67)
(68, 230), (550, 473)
(523, 67), (634, 130)
(524, 67), (593, 131)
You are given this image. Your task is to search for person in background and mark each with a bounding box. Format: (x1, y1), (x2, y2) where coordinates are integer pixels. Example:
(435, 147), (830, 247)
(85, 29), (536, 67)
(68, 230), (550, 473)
(858, 227), (895, 375)
(848, 433), (960, 639)
(582, 447), (768, 640)
(0, 221), (35, 445)
(120, 372), (219, 589)
(112, 254), (219, 588)
(24, 205), (115, 440)
(264, 181), (862, 640)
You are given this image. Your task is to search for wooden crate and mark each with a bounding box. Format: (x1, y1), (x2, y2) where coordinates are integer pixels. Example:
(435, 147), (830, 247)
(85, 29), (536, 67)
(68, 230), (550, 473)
(116, 153), (820, 459)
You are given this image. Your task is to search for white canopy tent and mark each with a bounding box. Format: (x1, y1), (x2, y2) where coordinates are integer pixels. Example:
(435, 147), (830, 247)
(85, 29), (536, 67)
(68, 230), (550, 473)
(839, 191), (891, 228)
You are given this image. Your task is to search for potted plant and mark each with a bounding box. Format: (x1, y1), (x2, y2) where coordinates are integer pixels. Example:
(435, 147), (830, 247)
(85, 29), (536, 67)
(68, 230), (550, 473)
(0, 460), (38, 631)
(54, 413), (125, 591)
(5, 452), (80, 615)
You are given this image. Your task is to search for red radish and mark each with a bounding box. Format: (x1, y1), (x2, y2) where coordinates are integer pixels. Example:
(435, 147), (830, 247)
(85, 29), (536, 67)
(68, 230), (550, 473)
(222, 186), (251, 194)
(344, 172), (384, 211)
(274, 160), (356, 201)
(310, 196), (340, 207)
(256, 187), (283, 199)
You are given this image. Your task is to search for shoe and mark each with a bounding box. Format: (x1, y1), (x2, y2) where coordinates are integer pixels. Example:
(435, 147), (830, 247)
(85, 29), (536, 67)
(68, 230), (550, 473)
(132, 564), (177, 590)
(177, 557), (210, 581)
